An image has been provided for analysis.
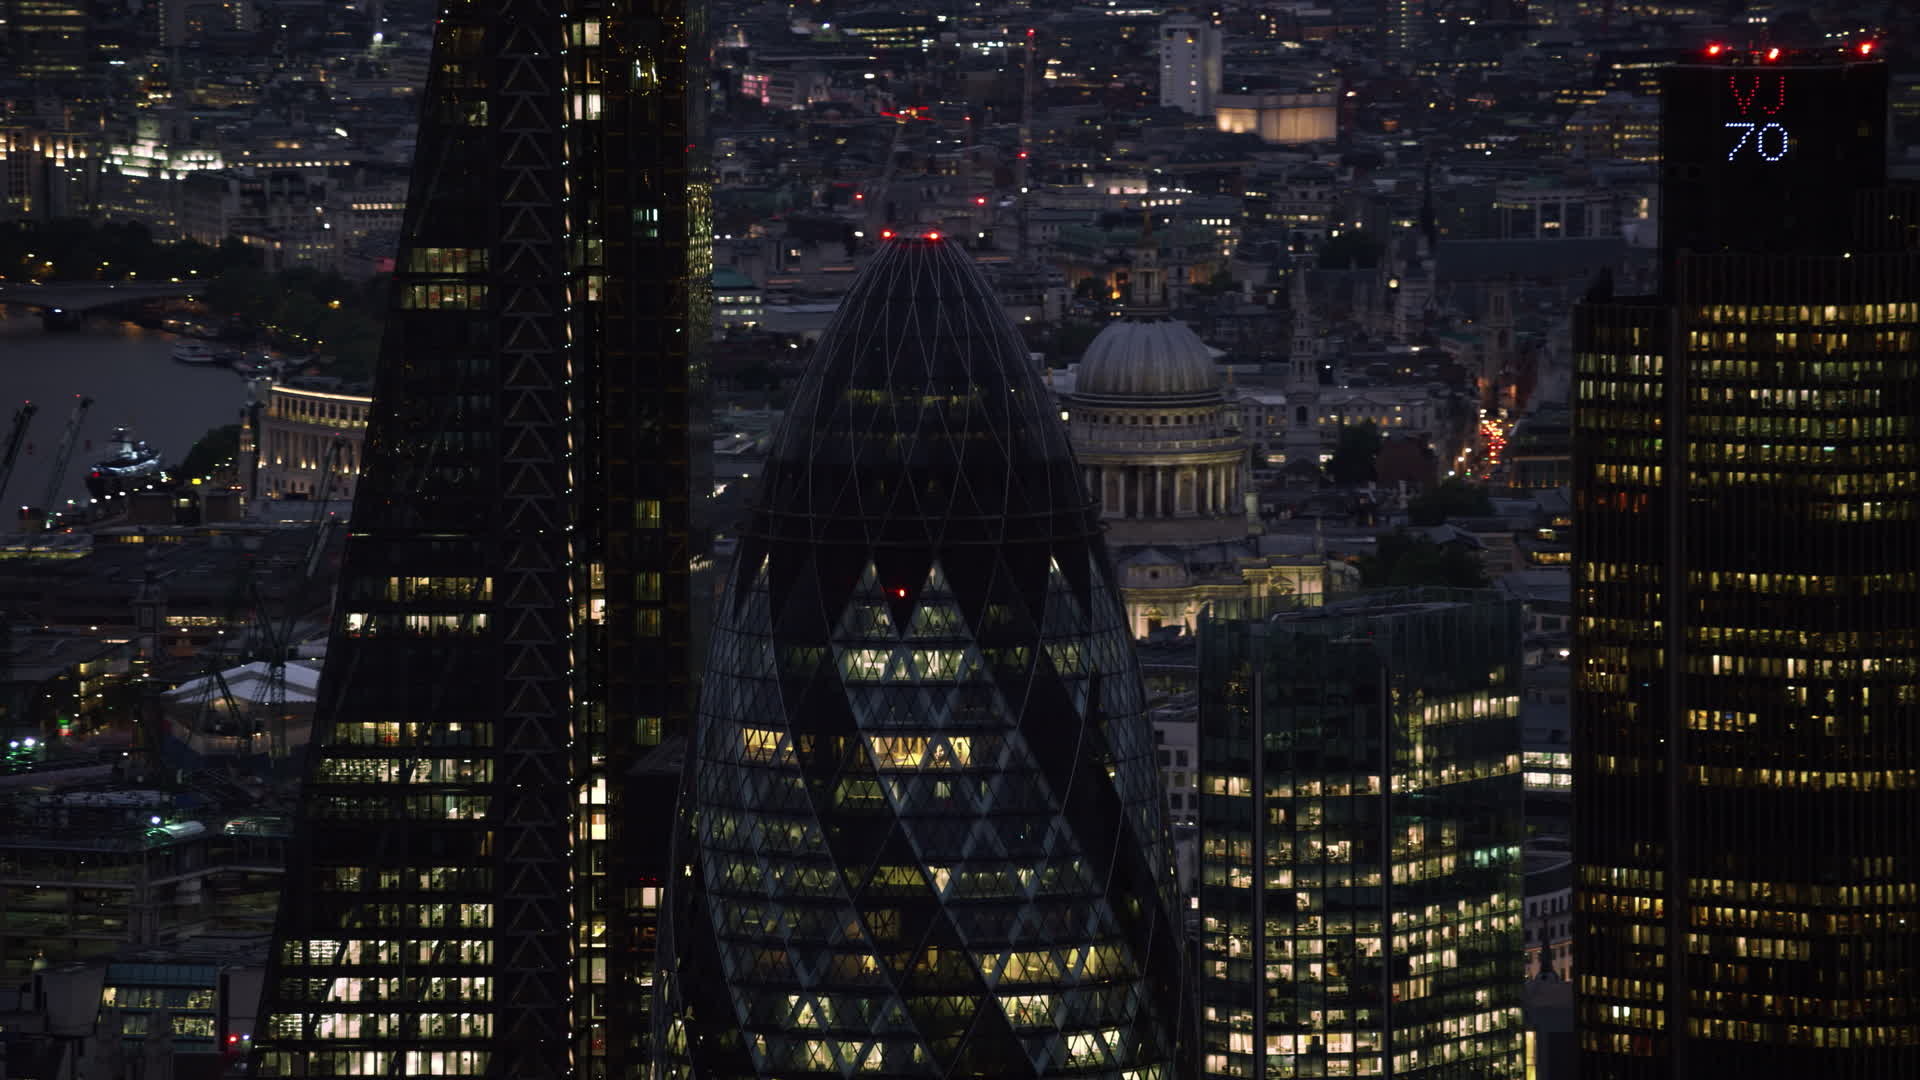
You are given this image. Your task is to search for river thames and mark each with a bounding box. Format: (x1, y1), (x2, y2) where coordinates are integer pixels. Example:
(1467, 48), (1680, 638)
(0, 305), (252, 518)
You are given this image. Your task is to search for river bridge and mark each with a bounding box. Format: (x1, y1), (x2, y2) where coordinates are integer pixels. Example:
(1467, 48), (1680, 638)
(0, 280), (207, 325)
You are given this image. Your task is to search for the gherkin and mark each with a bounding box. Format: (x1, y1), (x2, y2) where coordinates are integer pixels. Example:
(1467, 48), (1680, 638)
(655, 235), (1194, 1077)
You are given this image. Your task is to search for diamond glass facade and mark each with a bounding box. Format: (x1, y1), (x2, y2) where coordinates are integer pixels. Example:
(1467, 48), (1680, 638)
(1574, 56), (1920, 1080)
(252, 0), (707, 1076)
(1196, 590), (1526, 1080)
(655, 236), (1193, 1077)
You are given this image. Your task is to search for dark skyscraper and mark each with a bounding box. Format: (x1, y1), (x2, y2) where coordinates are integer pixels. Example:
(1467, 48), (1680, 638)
(1574, 47), (1918, 1079)
(252, 1), (707, 1076)
(1196, 590), (1526, 1080)
(654, 235), (1193, 1078)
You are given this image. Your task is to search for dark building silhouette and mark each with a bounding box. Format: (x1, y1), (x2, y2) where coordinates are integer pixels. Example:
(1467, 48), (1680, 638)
(1574, 47), (1919, 1079)
(1196, 589), (1527, 1080)
(251, 2), (708, 1076)
(654, 235), (1193, 1077)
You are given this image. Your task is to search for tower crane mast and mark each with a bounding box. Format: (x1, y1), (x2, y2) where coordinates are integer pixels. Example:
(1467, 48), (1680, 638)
(35, 396), (92, 531)
(0, 402), (36, 510)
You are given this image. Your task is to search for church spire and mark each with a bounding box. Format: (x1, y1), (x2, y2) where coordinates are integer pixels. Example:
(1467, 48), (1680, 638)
(1122, 205), (1170, 317)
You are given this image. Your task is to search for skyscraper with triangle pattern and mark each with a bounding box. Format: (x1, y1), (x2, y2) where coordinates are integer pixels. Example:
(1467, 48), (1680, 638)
(654, 234), (1194, 1077)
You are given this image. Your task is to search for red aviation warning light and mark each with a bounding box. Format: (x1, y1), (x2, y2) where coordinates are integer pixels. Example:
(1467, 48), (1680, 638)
(924, 231), (942, 241)
(880, 228), (895, 240)
(974, 196), (988, 206)
(1706, 42), (1725, 57)
(1765, 47), (1781, 62)
(1859, 41), (1877, 57)
(895, 588), (908, 598)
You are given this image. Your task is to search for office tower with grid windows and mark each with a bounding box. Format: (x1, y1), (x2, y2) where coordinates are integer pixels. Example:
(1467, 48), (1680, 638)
(1573, 46), (1920, 1080)
(250, 1), (708, 1076)
(653, 234), (1194, 1078)
(1196, 590), (1527, 1080)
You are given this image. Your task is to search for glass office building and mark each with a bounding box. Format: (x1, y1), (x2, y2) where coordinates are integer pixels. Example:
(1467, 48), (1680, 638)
(1197, 589), (1526, 1079)
(252, 2), (708, 1076)
(654, 235), (1193, 1078)
(1574, 49), (1920, 1080)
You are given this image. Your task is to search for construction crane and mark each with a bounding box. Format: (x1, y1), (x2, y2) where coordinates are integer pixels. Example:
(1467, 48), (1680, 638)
(259, 434), (348, 762)
(0, 402), (36, 511)
(868, 108), (916, 234)
(189, 434), (347, 768)
(34, 395), (92, 531)
(1017, 27), (1037, 263)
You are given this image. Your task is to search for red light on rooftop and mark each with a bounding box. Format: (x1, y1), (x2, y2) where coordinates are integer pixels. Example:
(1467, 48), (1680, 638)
(880, 228), (895, 240)
(1017, 150), (1029, 159)
(924, 231), (942, 241)
(1860, 41), (1877, 56)
(854, 192), (864, 201)
(1765, 47), (1781, 62)
(227, 1035), (240, 1045)
(974, 196), (987, 206)
(895, 588), (908, 598)
(1706, 43), (1724, 57)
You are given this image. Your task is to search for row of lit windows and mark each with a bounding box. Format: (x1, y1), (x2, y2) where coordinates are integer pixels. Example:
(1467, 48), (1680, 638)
(1576, 351), (1664, 376)
(1684, 1018), (1920, 1047)
(407, 247), (487, 275)
(1694, 654), (1915, 678)
(399, 282), (489, 310)
(378, 576), (491, 602)
(1589, 463), (1661, 486)
(314, 867), (491, 894)
(1689, 879), (1917, 905)
(1694, 302), (1920, 327)
(1690, 765), (1920, 791)
(1578, 379), (1660, 402)
(1580, 974), (1663, 1003)
(268, 1011), (492, 1040)
(1690, 413), (1913, 438)
(309, 794), (491, 819)
(103, 986), (215, 1009)
(1692, 993), (1911, 1021)
(283, 939), (492, 966)
(1577, 407), (1661, 433)
(315, 758), (492, 785)
(1686, 330), (1916, 354)
(257, 1050), (489, 1076)
(331, 721), (490, 748)
(1690, 441), (1918, 468)
(1685, 571), (1919, 600)
(1688, 625), (1917, 652)
(344, 612), (489, 636)
(1691, 386), (1882, 410)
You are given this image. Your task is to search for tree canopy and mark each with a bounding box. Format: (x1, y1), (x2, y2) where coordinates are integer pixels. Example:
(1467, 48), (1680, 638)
(1326, 421), (1383, 487)
(1407, 476), (1495, 525)
(1358, 529), (1489, 589)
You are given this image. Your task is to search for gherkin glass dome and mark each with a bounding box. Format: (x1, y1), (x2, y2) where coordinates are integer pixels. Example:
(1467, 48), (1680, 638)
(654, 236), (1194, 1079)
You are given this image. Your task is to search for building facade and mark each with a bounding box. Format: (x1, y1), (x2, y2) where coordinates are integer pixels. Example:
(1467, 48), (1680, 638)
(655, 236), (1193, 1077)
(1158, 17), (1221, 117)
(1573, 50), (1920, 1080)
(251, 383), (370, 501)
(1197, 589), (1527, 1080)
(251, 0), (708, 1075)
(1058, 250), (1356, 640)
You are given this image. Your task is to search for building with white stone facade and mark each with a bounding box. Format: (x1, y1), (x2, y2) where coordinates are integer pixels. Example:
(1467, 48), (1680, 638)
(1055, 242), (1355, 638)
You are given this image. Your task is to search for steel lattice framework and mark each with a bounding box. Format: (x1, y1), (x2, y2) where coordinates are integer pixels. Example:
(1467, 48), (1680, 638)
(252, 0), (707, 1075)
(655, 237), (1195, 1078)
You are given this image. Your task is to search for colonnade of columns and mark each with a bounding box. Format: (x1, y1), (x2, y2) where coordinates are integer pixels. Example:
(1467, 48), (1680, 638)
(1088, 461), (1243, 520)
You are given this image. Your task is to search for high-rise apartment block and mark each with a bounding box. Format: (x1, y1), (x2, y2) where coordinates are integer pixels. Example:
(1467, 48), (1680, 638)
(655, 236), (1194, 1077)
(1197, 590), (1527, 1079)
(252, 2), (707, 1076)
(1158, 17), (1221, 117)
(1574, 47), (1919, 1079)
